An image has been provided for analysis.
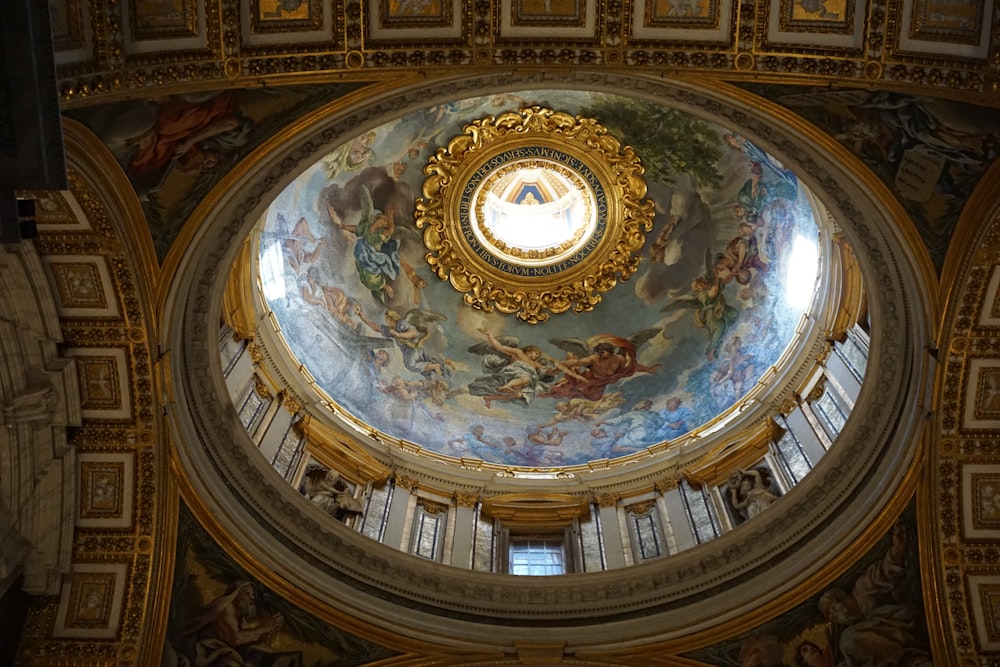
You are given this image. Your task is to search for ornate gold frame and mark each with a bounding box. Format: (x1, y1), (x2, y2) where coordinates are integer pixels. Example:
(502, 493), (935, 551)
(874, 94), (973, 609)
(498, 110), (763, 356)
(415, 106), (655, 323)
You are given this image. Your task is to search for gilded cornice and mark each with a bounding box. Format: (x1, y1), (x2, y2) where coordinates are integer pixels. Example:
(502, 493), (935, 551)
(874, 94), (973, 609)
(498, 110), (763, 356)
(298, 417), (392, 485)
(481, 493), (592, 525)
(454, 492), (479, 508)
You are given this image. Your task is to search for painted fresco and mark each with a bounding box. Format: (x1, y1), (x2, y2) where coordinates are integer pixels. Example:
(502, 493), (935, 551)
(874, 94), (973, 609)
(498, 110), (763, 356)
(911, 0), (985, 43)
(650, 0), (718, 23)
(257, 89), (822, 467)
(162, 504), (397, 667)
(789, 0), (848, 21)
(683, 503), (931, 666)
(740, 84), (1000, 270)
(67, 83), (363, 260)
(781, 0), (853, 32)
(129, 0), (198, 39)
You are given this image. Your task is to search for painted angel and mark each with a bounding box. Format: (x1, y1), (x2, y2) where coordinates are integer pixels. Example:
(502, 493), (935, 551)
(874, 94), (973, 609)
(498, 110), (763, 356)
(662, 250), (739, 360)
(329, 185), (425, 304)
(356, 306), (453, 378)
(467, 328), (560, 408)
(541, 329), (662, 401)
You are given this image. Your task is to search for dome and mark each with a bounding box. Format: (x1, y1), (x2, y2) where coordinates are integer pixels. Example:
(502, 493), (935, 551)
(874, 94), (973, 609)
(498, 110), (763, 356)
(165, 71), (930, 653)
(255, 89), (822, 469)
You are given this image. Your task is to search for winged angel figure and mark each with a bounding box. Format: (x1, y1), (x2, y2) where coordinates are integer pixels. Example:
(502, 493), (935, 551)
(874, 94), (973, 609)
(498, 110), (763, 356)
(356, 306), (452, 378)
(541, 329), (662, 402)
(467, 328), (564, 409)
(662, 249), (738, 360)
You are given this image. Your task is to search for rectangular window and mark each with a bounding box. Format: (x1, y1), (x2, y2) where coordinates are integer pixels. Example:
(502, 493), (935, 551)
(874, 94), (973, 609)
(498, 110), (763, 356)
(679, 479), (719, 544)
(773, 417), (812, 484)
(361, 482), (392, 543)
(844, 327), (870, 375)
(271, 421), (305, 481)
(412, 510), (443, 560)
(814, 389), (848, 439)
(237, 383), (269, 434)
(508, 538), (565, 576)
(631, 511), (663, 561)
(219, 325), (246, 378)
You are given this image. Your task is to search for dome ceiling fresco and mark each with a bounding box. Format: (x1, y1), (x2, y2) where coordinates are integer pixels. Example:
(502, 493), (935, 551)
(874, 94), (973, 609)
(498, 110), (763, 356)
(257, 89), (822, 467)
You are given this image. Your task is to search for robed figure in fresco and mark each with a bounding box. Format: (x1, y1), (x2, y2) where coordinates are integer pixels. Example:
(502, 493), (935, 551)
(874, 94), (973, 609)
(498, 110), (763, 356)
(818, 522), (932, 667)
(170, 580), (286, 667)
(125, 92), (252, 185)
(542, 331), (661, 401)
(331, 185), (403, 304)
(468, 328), (559, 408)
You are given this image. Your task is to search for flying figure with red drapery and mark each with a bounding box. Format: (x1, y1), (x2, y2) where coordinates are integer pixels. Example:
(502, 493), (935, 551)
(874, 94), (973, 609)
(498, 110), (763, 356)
(541, 329), (662, 402)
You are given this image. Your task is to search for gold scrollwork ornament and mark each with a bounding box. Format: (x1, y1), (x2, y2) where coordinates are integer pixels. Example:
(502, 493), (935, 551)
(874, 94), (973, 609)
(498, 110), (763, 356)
(415, 106), (654, 323)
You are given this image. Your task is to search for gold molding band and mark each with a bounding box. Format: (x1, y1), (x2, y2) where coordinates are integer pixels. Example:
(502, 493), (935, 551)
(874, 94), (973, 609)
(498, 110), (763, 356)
(415, 106), (655, 323)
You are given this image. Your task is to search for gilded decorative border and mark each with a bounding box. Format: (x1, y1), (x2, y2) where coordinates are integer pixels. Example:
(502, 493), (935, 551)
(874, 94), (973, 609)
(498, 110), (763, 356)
(379, 0), (454, 29)
(777, 0), (856, 35)
(365, 0), (472, 47)
(643, 0), (721, 29)
(511, 0), (589, 28)
(625, 0), (736, 49)
(48, 0), (1000, 104)
(51, 0), (87, 51)
(416, 106), (654, 322)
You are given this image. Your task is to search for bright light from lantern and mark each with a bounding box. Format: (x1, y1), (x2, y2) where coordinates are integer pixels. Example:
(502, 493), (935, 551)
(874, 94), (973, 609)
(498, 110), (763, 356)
(259, 241), (287, 301)
(784, 233), (819, 310)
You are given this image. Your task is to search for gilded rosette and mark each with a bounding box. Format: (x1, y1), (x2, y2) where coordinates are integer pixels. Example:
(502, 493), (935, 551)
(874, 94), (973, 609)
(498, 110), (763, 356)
(415, 106), (654, 323)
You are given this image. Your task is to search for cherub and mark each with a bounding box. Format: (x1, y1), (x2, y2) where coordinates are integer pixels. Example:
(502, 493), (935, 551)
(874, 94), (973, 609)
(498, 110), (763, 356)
(279, 213), (325, 275)
(538, 391), (626, 428)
